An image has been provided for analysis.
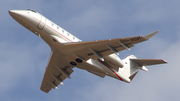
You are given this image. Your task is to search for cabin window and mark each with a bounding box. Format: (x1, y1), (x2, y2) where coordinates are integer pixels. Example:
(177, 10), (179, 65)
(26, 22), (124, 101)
(52, 23), (54, 26)
(62, 30), (64, 33)
(57, 26), (59, 30)
(73, 37), (75, 40)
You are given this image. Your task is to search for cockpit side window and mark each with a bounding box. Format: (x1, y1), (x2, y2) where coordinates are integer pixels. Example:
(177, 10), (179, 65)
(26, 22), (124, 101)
(27, 9), (36, 13)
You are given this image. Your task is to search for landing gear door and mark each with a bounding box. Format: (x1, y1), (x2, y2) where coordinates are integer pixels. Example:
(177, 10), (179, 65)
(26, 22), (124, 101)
(37, 15), (46, 30)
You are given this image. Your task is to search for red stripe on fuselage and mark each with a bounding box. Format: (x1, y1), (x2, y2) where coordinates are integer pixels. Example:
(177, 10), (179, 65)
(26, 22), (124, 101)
(31, 15), (73, 42)
(45, 24), (73, 42)
(98, 59), (123, 81)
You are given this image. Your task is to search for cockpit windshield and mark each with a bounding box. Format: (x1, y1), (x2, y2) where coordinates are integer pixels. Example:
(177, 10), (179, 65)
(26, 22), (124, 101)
(27, 9), (36, 13)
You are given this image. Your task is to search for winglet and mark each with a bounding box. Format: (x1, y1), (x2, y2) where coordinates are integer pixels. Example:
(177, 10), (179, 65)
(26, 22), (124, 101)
(143, 30), (159, 40)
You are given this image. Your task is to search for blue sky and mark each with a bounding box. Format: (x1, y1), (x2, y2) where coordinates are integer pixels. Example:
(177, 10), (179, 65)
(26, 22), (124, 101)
(1, 0), (180, 101)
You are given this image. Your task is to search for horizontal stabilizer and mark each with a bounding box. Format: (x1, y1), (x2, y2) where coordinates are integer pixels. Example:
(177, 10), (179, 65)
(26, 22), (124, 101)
(130, 59), (167, 66)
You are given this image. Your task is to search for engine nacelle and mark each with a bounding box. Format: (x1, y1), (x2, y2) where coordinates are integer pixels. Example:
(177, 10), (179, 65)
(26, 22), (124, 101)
(104, 54), (124, 68)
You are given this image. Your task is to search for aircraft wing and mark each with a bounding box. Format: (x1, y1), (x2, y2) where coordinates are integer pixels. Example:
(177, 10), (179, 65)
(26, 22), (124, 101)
(40, 49), (74, 93)
(62, 31), (159, 61)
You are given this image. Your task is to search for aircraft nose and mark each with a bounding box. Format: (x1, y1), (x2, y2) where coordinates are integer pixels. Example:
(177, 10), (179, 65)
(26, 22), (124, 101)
(9, 10), (26, 19)
(9, 10), (18, 17)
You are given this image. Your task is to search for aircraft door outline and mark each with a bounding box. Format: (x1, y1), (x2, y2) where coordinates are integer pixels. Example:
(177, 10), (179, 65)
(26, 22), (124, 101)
(37, 15), (46, 30)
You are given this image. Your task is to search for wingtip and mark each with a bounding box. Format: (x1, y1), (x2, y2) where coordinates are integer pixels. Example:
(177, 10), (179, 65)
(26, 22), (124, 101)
(143, 30), (159, 40)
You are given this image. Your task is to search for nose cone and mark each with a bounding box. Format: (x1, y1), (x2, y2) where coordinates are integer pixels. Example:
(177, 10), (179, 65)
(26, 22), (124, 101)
(9, 10), (28, 20)
(9, 9), (40, 27)
(9, 10), (33, 24)
(9, 10), (19, 18)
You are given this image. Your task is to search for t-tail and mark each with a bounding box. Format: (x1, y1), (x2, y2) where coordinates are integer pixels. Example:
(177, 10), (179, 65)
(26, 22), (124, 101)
(121, 55), (167, 81)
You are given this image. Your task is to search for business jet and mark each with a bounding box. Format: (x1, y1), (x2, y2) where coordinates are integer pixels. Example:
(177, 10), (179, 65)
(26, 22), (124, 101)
(9, 9), (167, 93)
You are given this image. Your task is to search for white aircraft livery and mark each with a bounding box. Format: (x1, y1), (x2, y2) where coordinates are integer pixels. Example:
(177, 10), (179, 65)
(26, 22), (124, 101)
(9, 9), (167, 93)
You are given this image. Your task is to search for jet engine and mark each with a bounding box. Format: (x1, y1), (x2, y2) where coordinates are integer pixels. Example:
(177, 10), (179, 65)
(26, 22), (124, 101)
(104, 53), (124, 68)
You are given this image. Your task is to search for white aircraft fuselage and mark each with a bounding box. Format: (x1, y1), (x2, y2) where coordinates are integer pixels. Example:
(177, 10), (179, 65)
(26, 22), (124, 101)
(9, 9), (166, 93)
